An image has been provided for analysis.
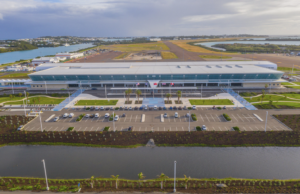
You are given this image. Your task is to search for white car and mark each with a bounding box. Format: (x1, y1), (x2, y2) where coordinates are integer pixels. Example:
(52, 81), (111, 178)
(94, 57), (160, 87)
(69, 113), (74, 118)
(175, 112), (178, 118)
(63, 113), (69, 118)
(202, 125), (207, 131)
(85, 114), (90, 118)
(154, 105), (157, 110)
(100, 106), (104, 110)
(54, 117), (59, 122)
(144, 106), (148, 110)
(105, 113), (110, 118)
(186, 113), (190, 118)
(164, 113), (168, 118)
(114, 115), (119, 121)
(95, 113), (99, 118)
(129, 106), (132, 110)
(95, 107), (99, 110)
(192, 106), (197, 110)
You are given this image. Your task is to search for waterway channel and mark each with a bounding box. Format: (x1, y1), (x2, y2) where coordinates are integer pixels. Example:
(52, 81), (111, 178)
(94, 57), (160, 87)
(0, 43), (94, 65)
(0, 145), (300, 179)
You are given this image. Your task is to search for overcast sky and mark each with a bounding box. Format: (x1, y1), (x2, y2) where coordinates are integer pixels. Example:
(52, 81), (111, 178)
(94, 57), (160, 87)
(1, 0), (300, 39)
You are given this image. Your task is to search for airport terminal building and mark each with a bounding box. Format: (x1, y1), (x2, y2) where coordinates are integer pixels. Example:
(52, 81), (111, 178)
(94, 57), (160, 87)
(27, 61), (284, 90)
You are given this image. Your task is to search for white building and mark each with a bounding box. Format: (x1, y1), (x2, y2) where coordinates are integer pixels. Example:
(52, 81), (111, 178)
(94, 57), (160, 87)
(31, 57), (61, 66)
(55, 52), (84, 59)
(149, 38), (161, 41)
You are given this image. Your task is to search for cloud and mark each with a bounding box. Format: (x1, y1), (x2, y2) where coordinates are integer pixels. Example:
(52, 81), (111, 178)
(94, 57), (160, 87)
(1, 0), (300, 39)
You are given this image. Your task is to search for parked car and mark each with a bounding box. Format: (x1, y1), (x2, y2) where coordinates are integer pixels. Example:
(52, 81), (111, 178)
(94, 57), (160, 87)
(110, 107), (114, 110)
(85, 114), (90, 118)
(122, 113), (126, 117)
(125, 106), (128, 110)
(128, 126), (132, 131)
(144, 106), (148, 110)
(129, 106), (132, 110)
(17, 125), (24, 131)
(173, 106), (177, 110)
(175, 112), (178, 118)
(164, 113), (168, 118)
(114, 115), (119, 121)
(178, 106), (182, 110)
(139, 106), (143, 110)
(183, 106), (187, 110)
(90, 106), (95, 110)
(192, 105), (197, 110)
(163, 107), (167, 110)
(202, 125), (207, 131)
(95, 107), (99, 110)
(54, 117), (59, 122)
(223, 106), (226, 109)
(105, 107), (110, 110)
(63, 113), (69, 118)
(90, 114), (95, 118)
(186, 113), (190, 117)
(100, 106), (104, 110)
(154, 105), (157, 110)
(95, 113), (99, 118)
(169, 107), (173, 110)
(104, 113), (110, 118)
(159, 107), (162, 110)
(134, 106), (138, 110)
(119, 106), (123, 110)
(69, 113), (74, 118)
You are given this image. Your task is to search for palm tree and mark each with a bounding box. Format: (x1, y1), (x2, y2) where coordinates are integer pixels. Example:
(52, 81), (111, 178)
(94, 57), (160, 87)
(177, 90), (182, 103)
(26, 92), (29, 100)
(136, 90), (142, 103)
(90, 176), (95, 188)
(261, 90), (266, 104)
(166, 93), (171, 103)
(157, 173), (168, 189)
(111, 175), (119, 189)
(125, 90), (129, 103)
(127, 88), (132, 102)
(138, 172), (145, 188)
(9, 94), (13, 99)
(18, 93), (23, 97)
(183, 175), (190, 189)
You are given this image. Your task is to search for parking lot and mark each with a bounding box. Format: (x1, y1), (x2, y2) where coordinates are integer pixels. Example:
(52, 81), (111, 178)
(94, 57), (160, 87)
(9, 107), (290, 132)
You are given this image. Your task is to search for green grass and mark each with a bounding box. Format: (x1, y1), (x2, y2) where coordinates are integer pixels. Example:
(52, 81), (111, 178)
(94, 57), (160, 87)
(5, 97), (65, 105)
(284, 85), (300, 89)
(199, 55), (232, 59)
(254, 101), (300, 108)
(245, 94), (300, 103)
(189, 99), (233, 105)
(0, 72), (31, 79)
(99, 42), (169, 52)
(75, 100), (118, 106)
(277, 67), (297, 71)
(114, 52), (130, 59)
(292, 82), (300, 85)
(281, 82), (293, 86)
(161, 51), (178, 59)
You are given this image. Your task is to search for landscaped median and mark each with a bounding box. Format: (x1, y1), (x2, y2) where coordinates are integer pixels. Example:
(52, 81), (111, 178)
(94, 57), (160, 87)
(223, 113), (231, 121)
(75, 100), (118, 106)
(189, 99), (234, 105)
(76, 114), (85, 122)
(2, 177), (300, 193)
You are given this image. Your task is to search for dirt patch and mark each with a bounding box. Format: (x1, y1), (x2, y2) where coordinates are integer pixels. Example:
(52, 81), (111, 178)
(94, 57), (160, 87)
(275, 114), (300, 131)
(135, 101), (143, 104)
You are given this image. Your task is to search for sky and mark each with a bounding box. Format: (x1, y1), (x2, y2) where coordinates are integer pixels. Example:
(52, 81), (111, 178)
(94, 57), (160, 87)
(1, 0), (300, 39)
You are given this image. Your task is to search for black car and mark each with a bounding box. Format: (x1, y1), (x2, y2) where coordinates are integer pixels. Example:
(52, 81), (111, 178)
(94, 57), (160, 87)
(119, 107), (123, 110)
(122, 113), (126, 117)
(90, 114), (95, 118)
(183, 106), (187, 110)
(159, 107), (162, 110)
(90, 106), (95, 110)
(178, 106), (182, 110)
(128, 126), (132, 131)
(105, 107), (110, 110)
(149, 107), (153, 110)
(134, 106), (138, 110)
(173, 106), (177, 110)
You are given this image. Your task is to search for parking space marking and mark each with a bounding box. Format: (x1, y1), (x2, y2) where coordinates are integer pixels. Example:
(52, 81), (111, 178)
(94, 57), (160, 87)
(205, 114), (210, 122)
(199, 114), (204, 122)
(83, 127), (87, 131)
(54, 127), (58, 131)
(249, 127), (253, 131)
(255, 126), (260, 131)
(237, 114), (244, 122)
(145, 127), (147, 131)
(243, 127), (247, 131)
(164, 127), (165, 131)
(247, 114), (257, 122)
(242, 114), (251, 122)
(78, 127), (82, 131)
(212, 127), (215, 131)
(90, 127), (93, 132)
(96, 127), (100, 131)
(135, 115), (138, 122)
(176, 127), (177, 131)
(182, 127), (184, 131)
(49, 127), (52, 131)
(231, 114), (239, 122)
(209, 114), (216, 122)
(130, 115), (132, 122)
(139, 127), (141, 131)
(224, 126), (229, 131)
(215, 114), (222, 122)
(219, 127), (222, 131)
(60, 127), (64, 131)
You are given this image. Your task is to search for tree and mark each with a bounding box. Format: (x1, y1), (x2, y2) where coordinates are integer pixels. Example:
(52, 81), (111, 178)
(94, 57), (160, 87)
(125, 90), (129, 103)
(32, 98), (36, 105)
(269, 100), (273, 105)
(136, 90), (142, 103)
(138, 172), (145, 188)
(157, 173), (168, 189)
(9, 94), (13, 99)
(18, 93), (23, 97)
(38, 97), (41, 104)
(111, 175), (119, 189)
(183, 175), (190, 189)
(261, 90), (265, 104)
(26, 92), (29, 100)
(166, 93), (171, 103)
(265, 84), (268, 89)
(177, 90), (182, 102)
(90, 176), (94, 188)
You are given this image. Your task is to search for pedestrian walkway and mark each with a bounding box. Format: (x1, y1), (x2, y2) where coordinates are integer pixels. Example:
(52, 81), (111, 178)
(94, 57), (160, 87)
(223, 88), (257, 110)
(142, 98), (165, 107)
(52, 89), (84, 111)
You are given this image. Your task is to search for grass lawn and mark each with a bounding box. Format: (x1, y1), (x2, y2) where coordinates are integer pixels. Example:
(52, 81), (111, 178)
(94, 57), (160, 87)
(189, 99), (234, 105)
(281, 82), (293, 86)
(277, 67), (298, 72)
(199, 55), (232, 59)
(99, 42), (169, 52)
(114, 52), (130, 59)
(0, 72), (31, 79)
(254, 101), (300, 108)
(0, 97), (24, 104)
(292, 82), (300, 85)
(5, 97), (65, 105)
(161, 51), (178, 59)
(75, 100), (118, 106)
(285, 85), (300, 89)
(245, 94), (300, 103)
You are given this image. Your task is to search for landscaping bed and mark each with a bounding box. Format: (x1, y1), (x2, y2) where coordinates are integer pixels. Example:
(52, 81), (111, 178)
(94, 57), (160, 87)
(135, 100), (143, 104)
(75, 100), (118, 106)
(164, 100), (172, 104)
(189, 99), (233, 105)
(0, 115), (34, 133)
(1, 177), (300, 193)
(125, 101), (132, 104)
(255, 103), (300, 109)
(275, 115), (300, 131)
(174, 100), (183, 104)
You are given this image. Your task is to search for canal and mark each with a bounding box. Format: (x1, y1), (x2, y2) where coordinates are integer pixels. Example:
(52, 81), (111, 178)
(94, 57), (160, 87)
(0, 145), (299, 179)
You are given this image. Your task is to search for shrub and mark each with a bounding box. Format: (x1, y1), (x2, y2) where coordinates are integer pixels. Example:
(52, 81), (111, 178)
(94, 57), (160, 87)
(217, 107), (222, 110)
(233, 126), (240, 131)
(115, 107), (119, 110)
(104, 126), (110, 131)
(191, 113), (197, 121)
(196, 126), (201, 131)
(67, 127), (74, 131)
(223, 113), (231, 121)
(188, 107), (192, 110)
(76, 114), (85, 122)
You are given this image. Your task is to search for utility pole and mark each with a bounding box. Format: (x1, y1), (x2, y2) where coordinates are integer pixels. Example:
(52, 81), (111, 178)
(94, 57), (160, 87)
(173, 161), (177, 193)
(41, 159), (49, 191)
(188, 111), (190, 132)
(39, 112), (43, 132)
(264, 111), (268, 132)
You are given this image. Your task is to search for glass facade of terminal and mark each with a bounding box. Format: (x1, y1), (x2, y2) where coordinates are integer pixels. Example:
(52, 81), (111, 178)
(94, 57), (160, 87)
(29, 73), (283, 81)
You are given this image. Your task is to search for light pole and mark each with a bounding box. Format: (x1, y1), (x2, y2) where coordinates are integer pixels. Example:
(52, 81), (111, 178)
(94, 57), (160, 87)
(105, 85), (107, 98)
(24, 91), (27, 108)
(113, 111), (115, 132)
(188, 111), (190, 132)
(173, 161), (176, 193)
(12, 82), (14, 94)
(264, 111), (268, 132)
(68, 92), (70, 103)
(44, 81), (47, 94)
(41, 159), (49, 191)
(23, 99), (26, 116)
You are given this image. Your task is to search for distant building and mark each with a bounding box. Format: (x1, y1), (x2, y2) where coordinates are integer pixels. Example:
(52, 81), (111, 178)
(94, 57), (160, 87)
(31, 57), (60, 66)
(55, 52), (84, 59)
(149, 38), (161, 42)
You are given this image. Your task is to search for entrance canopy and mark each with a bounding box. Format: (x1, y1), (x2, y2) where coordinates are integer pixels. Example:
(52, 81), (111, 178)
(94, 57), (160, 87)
(147, 80), (160, 89)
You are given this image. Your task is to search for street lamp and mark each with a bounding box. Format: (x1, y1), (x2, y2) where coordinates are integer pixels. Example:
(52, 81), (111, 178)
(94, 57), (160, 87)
(41, 159), (49, 191)
(264, 111), (268, 132)
(44, 81), (47, 94)
(173, 161), (176, 192)
(39, 112), (43, 132)
(188, 110), (191, 132)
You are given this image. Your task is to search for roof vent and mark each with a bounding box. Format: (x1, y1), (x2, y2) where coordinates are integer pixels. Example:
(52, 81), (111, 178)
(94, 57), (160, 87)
(206, 65), (211, 68)
(216, 65), (222, 68)
(177, 65), (181, 68)
(235, 65), (243, 68)
(226, 65), (232, 68)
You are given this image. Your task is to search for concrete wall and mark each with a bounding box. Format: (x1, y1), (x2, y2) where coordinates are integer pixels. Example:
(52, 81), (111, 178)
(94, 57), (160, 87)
(30, 84), (68, 90)
(243, 83), (281, 88)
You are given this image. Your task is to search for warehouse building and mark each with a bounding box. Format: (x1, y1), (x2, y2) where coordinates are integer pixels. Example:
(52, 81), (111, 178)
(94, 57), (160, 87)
(26, 61), (285, 91)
